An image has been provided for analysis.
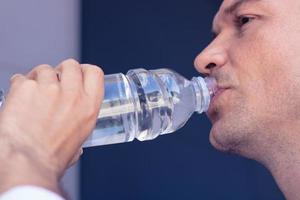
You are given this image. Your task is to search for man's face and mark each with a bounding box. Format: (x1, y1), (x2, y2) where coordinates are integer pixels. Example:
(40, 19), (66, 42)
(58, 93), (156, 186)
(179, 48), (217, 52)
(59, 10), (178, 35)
(194, 0), (300, 156)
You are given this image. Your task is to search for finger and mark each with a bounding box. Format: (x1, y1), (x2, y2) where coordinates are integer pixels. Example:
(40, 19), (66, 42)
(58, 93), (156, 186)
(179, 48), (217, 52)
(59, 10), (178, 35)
(8, 74), (28, 96)
(10, 73), (27, 84)
(81, 64), (104, 106)
(68, 148), (83, 168)
(26, 64), (58, 84)
(55, 59), (83, 90)
(7, 74), (29, 103)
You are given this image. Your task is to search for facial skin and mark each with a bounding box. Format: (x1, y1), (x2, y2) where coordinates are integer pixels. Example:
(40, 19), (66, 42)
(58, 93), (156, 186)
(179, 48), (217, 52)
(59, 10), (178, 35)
(194, 1), (300, 199)
(195, 0), (300, 158)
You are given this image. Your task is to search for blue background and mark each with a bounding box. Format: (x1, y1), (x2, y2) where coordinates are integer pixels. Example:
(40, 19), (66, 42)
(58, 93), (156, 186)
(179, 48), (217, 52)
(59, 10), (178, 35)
(80, 0), (284, 199)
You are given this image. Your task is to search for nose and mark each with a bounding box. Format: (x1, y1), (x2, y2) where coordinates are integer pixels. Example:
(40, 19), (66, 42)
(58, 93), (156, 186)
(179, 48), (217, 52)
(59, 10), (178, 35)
(194, 42), (228, 76)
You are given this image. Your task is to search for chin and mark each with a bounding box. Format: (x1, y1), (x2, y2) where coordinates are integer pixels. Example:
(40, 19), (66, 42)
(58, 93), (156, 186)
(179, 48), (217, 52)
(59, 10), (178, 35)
(208, 116), (247, 155)
(209, 120), (231, 152)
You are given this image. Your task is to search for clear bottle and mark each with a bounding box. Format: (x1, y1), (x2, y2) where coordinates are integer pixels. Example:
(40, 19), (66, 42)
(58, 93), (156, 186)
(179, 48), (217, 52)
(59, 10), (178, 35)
(0, 68), (216, 148)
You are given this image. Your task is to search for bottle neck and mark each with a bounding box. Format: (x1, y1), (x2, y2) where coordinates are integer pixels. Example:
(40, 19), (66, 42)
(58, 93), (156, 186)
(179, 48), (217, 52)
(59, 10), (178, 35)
(191, 76), (216, 114)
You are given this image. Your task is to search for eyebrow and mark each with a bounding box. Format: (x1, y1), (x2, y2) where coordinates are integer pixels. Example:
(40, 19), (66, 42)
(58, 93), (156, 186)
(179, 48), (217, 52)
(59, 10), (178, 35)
(224, 0), (262, 15)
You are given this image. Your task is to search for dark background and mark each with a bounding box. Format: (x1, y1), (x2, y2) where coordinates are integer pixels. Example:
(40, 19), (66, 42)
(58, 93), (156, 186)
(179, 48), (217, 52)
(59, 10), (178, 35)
(80, 0), (284, 199)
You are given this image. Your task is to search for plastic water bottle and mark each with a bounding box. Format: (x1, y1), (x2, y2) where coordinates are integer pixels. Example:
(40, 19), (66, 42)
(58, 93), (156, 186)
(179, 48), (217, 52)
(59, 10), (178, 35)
(0, 68), (216, 148)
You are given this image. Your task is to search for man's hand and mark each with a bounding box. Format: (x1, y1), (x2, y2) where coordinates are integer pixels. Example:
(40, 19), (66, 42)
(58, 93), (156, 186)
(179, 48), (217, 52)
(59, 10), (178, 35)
(0, 59), (104, 194)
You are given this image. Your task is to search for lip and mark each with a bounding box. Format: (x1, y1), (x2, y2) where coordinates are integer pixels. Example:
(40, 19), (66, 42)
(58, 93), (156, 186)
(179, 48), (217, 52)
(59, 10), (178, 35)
(211, 87), (227, 103)
(207, 86), (231, 119)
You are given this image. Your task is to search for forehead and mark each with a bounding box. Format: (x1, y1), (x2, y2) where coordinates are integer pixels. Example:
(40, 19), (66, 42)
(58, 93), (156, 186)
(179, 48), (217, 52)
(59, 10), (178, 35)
(218, 0), (265, 13)
(215, 0), (264, 21)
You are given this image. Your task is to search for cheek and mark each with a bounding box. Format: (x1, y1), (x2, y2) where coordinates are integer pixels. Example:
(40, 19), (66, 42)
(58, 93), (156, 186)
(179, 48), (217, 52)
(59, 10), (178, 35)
(226, 17), (300, 125)
(236, 57), (299, 125)
(228, 38), (284, 121)
(245, 27), (300, 118)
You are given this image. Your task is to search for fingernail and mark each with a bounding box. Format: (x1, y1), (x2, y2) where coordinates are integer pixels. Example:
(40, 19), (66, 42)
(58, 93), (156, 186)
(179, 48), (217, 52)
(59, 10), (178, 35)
(10, 73), (22, 81)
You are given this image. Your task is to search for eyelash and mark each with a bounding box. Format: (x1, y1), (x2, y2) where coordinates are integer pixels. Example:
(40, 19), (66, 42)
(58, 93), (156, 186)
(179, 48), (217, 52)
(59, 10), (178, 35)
(234, 15), (254, 29)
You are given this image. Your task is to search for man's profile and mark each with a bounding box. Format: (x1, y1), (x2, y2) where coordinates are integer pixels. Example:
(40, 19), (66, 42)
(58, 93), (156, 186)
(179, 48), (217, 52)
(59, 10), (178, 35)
(194, 0), (300, 199)
(1, 0), (300, 199)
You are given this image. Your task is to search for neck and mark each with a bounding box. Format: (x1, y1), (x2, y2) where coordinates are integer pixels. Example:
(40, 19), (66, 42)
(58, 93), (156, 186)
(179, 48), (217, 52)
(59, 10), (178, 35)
(254, 124), (300, 200)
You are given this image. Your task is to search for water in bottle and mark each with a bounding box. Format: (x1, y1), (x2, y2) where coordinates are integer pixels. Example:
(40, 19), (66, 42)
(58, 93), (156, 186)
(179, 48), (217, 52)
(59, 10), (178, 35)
(82, 68), (216, 147)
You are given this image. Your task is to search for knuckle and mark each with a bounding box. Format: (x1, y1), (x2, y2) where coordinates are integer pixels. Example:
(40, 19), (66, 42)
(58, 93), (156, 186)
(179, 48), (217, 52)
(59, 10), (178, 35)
(36, 65), (54, 74)
(35, 64), (52, 70)
(34, 64), (54, 74)
(93, 66), (104, 77)
(10, 74), (24, 84)
(85, 65), (104, 75)
(61, 58), (79, 68)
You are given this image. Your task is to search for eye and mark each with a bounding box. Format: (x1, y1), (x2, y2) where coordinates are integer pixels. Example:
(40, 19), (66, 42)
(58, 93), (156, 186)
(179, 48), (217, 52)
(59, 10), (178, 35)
(234, 15), (254, 28)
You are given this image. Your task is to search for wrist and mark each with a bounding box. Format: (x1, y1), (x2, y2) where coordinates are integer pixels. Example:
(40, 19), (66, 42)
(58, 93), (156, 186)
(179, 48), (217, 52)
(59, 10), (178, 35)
(0, 144), (62, 195)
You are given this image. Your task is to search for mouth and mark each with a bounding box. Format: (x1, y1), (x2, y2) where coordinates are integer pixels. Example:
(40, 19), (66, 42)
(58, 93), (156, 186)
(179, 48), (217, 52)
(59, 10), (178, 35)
(207, 86), (231, 122)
